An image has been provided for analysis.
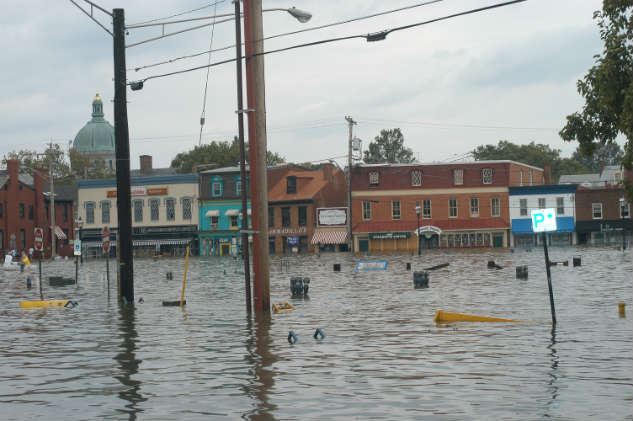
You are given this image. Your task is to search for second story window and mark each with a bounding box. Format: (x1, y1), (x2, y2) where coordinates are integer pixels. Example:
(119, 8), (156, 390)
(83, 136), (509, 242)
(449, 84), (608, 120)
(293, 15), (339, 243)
(101, 200), (111, 223)
(470, 198), (479, 217)
(19, 204), (25, 218)
(182, 197), (192, 220)
(491, 197), (500, 217)
(210, 215), (219, 228)
(482, 168), (493, 184)
(411, 171), (422, 186)
(133, 199), (143, 222)
(166, 198), (176, 221)
(362, 200), (372, 220)
(519, 170), (524, 186)
(298, 206), (307, 226)
(368, 171), (379, 186)
(282, 207), (291, 227)
(28, 205), (34, 220)
(211, 177), (223, 197)
(530, 170), (534, 186)
(538, 198), (546, 209)
(519, 199), (528, 216)
(0, 204), (3, 218)
(392, 200), (401, 220)
(150, 198), (160, 221)
(453, 169), (463, 185)
(86, 202), (95, 224)
(268, 207), (275, 227)
(556, 197), (564, 215)
(64, 204), (68, 222)
(230, 215), (239, 228)
(592, 203), (602, 219)
(286, 176), (297, 194)
(423, 199), (431, 219)
(448, 198), (458, 218)
(621, 202), (630, 218)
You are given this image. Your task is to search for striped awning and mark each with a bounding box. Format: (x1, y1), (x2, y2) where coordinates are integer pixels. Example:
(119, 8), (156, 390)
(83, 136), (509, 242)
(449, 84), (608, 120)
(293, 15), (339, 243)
(54, 226), (67, 240)
(311, 230), (348, 245)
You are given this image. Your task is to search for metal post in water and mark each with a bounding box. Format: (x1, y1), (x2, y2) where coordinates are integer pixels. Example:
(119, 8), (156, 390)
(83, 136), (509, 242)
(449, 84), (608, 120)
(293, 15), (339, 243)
(542, 232), (556, 325)
(106, 251), (110, 297)
(38, 252), (43, 301)
(75, 255), (79, 287)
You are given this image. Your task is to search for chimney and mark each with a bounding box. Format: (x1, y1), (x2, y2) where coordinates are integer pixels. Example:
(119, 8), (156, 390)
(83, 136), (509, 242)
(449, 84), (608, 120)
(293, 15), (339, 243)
(140, 155), (152, 175)
(323, 162), (334, 181)
(543, 163), (552, 185)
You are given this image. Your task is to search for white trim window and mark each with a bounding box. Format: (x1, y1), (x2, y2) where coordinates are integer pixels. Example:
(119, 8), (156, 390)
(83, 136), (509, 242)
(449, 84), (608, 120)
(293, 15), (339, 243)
(181, 197), (193, 220)
(165, 197), (176, 221)
(530, 170), (534, 186)
(422, 199), (431, 219)
(519, 170), (524, 186)
(453, 169), (463, 185)
(538, 198), (546, 209)
(100, 200), (111, 224)
(470, 197), (479, 217)
(149, 198), (160, 221)
(85, 201), (96, 224)
(519, 199), (528, 216)
(482, 168), (493, 184)
(411, 170), (422, 187)
(362, 200), (372, 220)
(133, 199), (144, 222)
(449, 198), (458, 218)
(592, 202), (603, 219)
(392, 200), (401, 220)
(491, 197), (500, 217)
(556, 197), (564, 215)
(621, 202), (631, 219)
(369, 171), (380, 186)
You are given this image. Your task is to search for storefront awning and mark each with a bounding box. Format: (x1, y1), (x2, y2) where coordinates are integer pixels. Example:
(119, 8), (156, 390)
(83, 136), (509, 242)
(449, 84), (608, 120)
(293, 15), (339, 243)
(311, 230), (348, 244)
(224, 209), (239, 216)
(54, 226), (67, 240)
(512, 217), (575, 234)
(205, 210), (219, 217)
(83, 239), (192, 248)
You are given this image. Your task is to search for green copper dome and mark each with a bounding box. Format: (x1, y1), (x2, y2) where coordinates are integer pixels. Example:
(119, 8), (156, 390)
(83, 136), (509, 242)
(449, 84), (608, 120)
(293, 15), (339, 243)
(73, 93), (115, 153)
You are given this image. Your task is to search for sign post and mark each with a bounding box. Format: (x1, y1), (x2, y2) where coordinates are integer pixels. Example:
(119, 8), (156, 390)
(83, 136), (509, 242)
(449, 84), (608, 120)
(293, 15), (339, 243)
(531, 208), (557, 325)
(74, 240), (82, 286)
(34, 227), (44, 299)
(102, 227), (111, 294)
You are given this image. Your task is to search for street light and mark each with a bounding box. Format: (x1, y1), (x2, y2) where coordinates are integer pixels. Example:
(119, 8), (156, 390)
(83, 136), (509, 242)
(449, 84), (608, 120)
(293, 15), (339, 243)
(620, 196), (627, 251)
(415, 202), (421, 256)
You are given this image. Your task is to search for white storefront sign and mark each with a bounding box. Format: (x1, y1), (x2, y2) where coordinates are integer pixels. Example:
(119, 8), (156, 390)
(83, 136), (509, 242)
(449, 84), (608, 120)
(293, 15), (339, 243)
(317, 207), (348, 226)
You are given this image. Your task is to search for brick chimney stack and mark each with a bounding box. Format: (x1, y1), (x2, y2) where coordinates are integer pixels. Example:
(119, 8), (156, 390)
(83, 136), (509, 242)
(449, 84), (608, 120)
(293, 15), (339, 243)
(140, 155), (152, 175)
(543, 163), (552, 185)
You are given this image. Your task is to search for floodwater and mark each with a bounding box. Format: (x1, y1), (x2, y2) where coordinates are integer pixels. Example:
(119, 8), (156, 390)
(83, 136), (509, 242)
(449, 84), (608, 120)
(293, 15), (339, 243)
(1, 247), (631, 420)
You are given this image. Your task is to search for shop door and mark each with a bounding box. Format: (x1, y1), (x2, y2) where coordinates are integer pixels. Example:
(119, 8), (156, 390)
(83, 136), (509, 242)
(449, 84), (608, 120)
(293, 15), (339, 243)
(220, 243), (230, 256)
(358, 239), (369, 252)
(420, 234), (439, 249)
(493, 234), (504, 248)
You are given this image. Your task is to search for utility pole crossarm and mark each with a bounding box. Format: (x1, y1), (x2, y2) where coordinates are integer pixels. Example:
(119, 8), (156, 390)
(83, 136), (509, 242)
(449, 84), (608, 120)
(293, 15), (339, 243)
(68, 0), (113, 36)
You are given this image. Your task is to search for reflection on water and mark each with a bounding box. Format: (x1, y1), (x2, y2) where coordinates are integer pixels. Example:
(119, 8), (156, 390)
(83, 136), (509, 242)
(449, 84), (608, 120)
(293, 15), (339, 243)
(0, 247), (631, 420)
(114, 304), (146, 421)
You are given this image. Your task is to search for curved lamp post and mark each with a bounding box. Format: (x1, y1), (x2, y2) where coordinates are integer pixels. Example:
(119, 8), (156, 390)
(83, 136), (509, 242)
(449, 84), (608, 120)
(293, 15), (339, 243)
(415, 203), (421, 256)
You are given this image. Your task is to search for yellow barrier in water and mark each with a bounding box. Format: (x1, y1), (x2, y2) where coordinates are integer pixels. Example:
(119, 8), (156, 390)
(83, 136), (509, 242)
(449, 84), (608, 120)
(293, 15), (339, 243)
(272, 302), (296, 313)
(434, 310), (519, 323)
(20, 300), (70, 309)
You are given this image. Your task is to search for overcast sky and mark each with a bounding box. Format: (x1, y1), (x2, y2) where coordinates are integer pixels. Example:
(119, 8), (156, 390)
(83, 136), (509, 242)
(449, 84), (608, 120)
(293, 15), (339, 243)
(1, 0), (611, 170)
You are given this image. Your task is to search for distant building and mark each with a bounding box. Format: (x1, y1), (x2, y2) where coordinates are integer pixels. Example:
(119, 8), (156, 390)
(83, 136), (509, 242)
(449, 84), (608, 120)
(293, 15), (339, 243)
(73, 93), (116, 171)
(559, 165), (627, 188)
(575, 186), (631, 245)
(509, 184), (577, 247)
(351, 161), (544, 252)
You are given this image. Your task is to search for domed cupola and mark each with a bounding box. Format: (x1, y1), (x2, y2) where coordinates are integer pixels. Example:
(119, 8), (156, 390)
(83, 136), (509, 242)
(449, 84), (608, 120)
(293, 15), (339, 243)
(73, 92), (115, 153)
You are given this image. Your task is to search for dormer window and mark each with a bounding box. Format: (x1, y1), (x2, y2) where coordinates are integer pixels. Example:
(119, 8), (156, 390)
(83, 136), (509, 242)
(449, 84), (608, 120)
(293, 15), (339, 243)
(368, 171), (380, 186)
(453, 169), (463, 185)
(286, 176), (297, 194)
(482, 168), (493, 184)
(411, 170), (422, 186)
(211, 176), (223, 197)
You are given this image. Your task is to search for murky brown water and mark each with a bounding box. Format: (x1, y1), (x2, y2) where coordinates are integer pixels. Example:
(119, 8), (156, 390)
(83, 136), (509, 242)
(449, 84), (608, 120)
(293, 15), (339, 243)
(1, 247), (631, 420)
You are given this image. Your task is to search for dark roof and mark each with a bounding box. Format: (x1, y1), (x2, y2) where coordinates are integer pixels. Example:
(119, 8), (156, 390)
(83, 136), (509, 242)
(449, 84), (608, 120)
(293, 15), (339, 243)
(130, 167), (177, 176)
(0, 170), (34, 188)
(44, 183), (77, 202)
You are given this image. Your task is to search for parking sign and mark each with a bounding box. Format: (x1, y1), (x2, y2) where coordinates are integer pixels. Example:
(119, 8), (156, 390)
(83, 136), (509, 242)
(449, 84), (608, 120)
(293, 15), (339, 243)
(531, 208), (557, 232)
(74, 240), (82, 256)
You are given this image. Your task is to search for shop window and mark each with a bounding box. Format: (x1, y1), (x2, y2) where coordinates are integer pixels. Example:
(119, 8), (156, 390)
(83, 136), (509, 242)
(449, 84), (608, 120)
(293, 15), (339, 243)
(592, 203), (602, 219)
(150, 198), (160, 221)
(133, 199), (144, 222)
(538, 198), (546, 209)
(165, 198), (176, 221)
(362, 201), (372, 220)
(556, 197), (564, 215)
(482, 168), (493, 184)
(182, 197), (192, 220)
(101, 200), (111, 223)
(282, 207), (291, 227)
(392, 200), (401, 220)
(491, 197), (500, 217)
(453, 169), (463, 185)
(368, 171), (379, 186)
(448, 198), (457, 218)
(411, 171), (422, 186)
(298, 206), (307, 226)
(519, 199), (527, 216)
(269, 237), (276, 254)
(86, 202), (95, 224)
(268, 207), (275, 228)
(423, 199), (431, 219)
(470, 198), (479, 217)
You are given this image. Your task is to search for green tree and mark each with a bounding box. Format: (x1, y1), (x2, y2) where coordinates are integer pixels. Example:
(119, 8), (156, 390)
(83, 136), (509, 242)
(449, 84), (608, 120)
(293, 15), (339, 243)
(3, 144), (74, 181)
(559, 0), (632, 197)
(571, 142), (624, 172)
(472, 140), (591, 182)
(363, 128), (414, 164)
(170, 138), (285, 173)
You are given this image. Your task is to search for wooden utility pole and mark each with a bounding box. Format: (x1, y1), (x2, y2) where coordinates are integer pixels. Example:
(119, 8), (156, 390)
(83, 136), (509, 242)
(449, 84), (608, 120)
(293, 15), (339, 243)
(48, 142), (57, 259)
(345, 116), (356, 253)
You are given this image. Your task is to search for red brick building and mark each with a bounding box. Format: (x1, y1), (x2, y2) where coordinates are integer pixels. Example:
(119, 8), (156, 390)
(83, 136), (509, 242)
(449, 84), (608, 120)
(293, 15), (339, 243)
(0, 160), (76, 258)
(575, 186), (631, 245)
(351, 161), (543, 252)
(267, 163), (347, 254)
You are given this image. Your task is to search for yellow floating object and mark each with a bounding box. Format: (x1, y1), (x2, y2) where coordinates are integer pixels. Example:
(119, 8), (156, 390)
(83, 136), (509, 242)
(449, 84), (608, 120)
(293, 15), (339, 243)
(20, 300), (70, 309)
(618, 302), (626, 317)
(272, 302), (296, 313)
(434, 310), (519, 323)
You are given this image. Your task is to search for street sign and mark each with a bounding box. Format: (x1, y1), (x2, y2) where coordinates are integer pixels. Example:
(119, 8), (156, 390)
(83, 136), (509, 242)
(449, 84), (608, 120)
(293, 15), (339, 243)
(34, 227), (44, 251)
(102, 226), (111, 253)
(74, 240), (82, 256)
(531, 208), (557, 233)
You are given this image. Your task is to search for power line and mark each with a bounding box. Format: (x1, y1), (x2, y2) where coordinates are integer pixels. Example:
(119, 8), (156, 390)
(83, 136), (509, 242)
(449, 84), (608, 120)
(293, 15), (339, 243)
(198, 2), (220, 146)
(127, 0), (227, 27)
(129, 0), (443, 72)
(131, 0), (528, 85)
(359, 117), (558, 131)
(68, 0), (113, 36)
